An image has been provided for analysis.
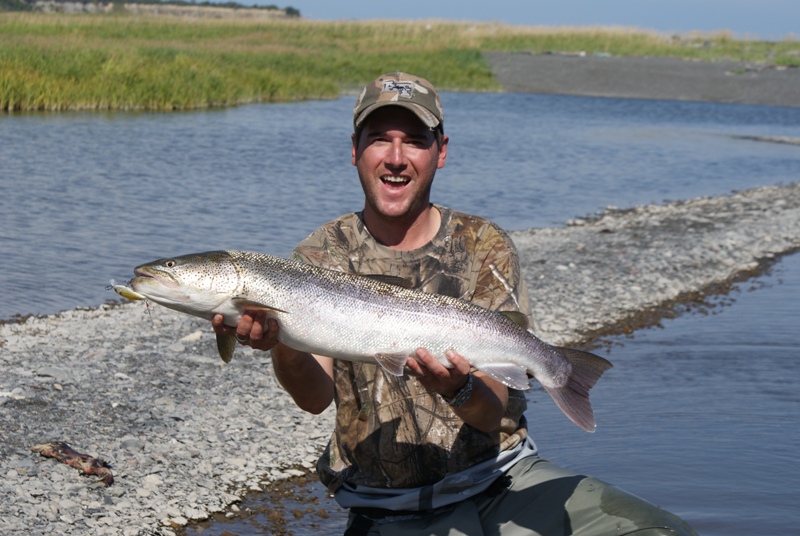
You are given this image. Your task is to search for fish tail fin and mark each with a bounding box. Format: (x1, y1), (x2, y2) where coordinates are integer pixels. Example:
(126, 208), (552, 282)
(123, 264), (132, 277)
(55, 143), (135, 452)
(543, 347), (613, 433)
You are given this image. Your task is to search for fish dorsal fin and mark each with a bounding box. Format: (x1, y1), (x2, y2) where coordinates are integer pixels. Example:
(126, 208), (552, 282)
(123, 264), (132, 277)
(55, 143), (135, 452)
(231, 297), (289, 314)
(478, 364), (530, 391)
(500, 311), (530, 329)
(216, 333), (237, 363)
(362, 274), (414, 289)
(374, 353), (409, 376)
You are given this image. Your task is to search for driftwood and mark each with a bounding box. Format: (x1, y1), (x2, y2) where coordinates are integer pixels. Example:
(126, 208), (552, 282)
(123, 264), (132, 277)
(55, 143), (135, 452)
(31, 441), (114, 486)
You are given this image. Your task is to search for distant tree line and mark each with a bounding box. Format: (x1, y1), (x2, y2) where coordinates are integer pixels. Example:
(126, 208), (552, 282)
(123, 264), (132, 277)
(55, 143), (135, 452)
(1, 0), (32, 10)
(0, 0), (301, 16)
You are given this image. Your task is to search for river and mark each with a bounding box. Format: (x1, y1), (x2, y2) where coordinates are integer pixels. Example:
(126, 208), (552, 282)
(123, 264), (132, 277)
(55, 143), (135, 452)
(2, 93), (799, 320)
(2, 92), (799, 534)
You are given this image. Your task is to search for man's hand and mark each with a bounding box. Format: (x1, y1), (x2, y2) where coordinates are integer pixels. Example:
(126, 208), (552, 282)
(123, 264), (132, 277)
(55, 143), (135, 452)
(406, 348), (471, 399)
(212, 312), (334, 414)
(407, 348), (509, 433)
(211, 311), (279, 352)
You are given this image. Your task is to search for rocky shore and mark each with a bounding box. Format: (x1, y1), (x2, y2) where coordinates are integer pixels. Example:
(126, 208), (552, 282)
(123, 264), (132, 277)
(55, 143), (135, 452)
(1, 182), (798, 535)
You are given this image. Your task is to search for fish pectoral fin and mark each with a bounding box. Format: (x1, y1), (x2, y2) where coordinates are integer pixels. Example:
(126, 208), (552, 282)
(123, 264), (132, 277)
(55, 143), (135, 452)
(216, 333), (237, 363)
(374, 353), (409, 376)
(231, 297), (288, 314)
(478, 364), (530, 391)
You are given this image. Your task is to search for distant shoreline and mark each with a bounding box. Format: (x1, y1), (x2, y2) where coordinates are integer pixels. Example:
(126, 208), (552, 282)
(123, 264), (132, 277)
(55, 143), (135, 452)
(486, 52), (800, 108)
(29, 1), (296, 18)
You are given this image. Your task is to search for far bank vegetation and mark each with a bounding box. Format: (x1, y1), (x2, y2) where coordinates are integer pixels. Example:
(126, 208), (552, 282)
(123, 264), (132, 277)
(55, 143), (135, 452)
(1, 9), (798, 111)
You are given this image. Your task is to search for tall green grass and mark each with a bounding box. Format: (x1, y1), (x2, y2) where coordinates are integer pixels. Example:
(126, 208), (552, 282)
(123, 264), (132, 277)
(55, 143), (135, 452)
(2, 13), (798, 111)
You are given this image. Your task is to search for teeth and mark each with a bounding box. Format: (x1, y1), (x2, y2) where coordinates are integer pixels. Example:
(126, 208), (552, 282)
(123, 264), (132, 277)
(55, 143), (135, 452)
(382, 176), (409, 184)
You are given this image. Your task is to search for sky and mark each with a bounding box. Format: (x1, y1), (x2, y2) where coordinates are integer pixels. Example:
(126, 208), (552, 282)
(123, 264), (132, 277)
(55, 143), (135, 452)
(270, 1), (798, 41)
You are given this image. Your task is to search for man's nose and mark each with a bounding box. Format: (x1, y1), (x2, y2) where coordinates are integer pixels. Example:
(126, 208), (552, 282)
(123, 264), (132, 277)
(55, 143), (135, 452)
(385, 139), (407, 167)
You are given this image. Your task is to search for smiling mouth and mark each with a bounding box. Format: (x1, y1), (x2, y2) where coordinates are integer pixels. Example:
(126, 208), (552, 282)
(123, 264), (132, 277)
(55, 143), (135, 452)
(381, 175), (410, 186)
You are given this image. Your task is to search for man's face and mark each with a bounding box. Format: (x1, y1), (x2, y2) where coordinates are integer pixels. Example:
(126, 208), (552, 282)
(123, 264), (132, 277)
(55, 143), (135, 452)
(352, 107), (448, 223)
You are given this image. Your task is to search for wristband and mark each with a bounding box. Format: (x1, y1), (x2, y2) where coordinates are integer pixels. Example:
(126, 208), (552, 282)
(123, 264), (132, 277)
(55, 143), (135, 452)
(442, 373), (473, 408)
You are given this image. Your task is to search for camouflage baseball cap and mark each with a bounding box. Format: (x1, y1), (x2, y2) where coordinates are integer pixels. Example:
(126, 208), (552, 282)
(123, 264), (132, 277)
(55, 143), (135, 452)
(353, 72), (444, 131)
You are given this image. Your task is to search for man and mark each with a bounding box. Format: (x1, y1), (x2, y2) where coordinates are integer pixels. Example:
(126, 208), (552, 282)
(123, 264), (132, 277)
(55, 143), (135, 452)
(213, 73), (696, 535)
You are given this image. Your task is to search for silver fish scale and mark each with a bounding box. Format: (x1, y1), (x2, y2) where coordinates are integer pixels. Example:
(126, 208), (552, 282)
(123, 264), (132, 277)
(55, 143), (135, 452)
(224, 251), (559, 380)
(131, 250), (611, 431)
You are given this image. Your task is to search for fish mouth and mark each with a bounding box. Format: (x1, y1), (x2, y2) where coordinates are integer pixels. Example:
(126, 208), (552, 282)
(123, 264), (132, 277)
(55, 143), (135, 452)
(131, 267), (178, 290)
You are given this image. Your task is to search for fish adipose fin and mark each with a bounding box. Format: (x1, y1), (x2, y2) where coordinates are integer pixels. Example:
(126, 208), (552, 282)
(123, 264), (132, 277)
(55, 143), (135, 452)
(231, 297), (289, 314)
(374, 353), (410, 376)
(543, 346), (613, 433)
(216, 333), (237, 363)
(478, 364), (530, 391)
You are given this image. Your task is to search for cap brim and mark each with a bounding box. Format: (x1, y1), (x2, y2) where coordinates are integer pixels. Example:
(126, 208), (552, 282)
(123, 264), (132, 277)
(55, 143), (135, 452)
(354, 101), (441, 130)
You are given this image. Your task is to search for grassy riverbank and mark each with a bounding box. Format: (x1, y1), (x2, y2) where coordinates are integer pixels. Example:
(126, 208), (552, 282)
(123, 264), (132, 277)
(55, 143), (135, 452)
(2, 12), (799, 111)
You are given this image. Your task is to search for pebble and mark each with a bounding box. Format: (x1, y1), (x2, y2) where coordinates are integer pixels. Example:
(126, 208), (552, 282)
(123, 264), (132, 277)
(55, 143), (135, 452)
(0, 183), (798, 535)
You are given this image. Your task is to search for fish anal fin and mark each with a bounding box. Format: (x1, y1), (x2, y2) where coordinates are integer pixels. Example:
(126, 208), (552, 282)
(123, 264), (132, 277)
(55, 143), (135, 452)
(543, 346), (613, 433)
(374, 353), (409, 376)
(231, 297), (288, 314)
(216, 333), (236, 363)
(477, 364), (530, 391)
(500, 311), (530, 329)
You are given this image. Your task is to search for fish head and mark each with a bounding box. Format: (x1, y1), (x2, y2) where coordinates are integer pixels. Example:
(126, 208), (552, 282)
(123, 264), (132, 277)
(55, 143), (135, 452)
(130, 251), (241, 318)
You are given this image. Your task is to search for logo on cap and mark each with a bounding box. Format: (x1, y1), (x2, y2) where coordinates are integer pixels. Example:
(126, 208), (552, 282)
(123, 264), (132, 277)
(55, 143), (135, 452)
(382, 80), (415, 99)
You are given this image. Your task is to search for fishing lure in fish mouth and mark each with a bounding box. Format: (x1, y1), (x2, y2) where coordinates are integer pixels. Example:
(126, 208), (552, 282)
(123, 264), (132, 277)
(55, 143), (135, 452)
(108, 279), (154, 319)
(109, 279), (146, 301)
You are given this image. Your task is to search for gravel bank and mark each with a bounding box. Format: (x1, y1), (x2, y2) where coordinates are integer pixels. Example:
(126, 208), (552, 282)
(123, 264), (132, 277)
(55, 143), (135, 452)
(486, 52), (800, 108)
(1, 183), (798, 535)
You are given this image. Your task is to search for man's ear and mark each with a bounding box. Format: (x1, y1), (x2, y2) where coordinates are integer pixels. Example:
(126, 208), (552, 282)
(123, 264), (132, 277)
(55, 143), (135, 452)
(437, 135), (449, 169)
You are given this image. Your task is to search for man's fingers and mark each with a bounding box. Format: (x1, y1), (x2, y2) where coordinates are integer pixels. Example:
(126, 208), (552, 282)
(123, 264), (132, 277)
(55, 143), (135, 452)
(405, 356), (424, 377)
(445, 350), (471, 375)
(212, 314), (234, 335)
(247, 310), (267, 340)
(235, 313), (254, 340)
(266, 318), (279, 336)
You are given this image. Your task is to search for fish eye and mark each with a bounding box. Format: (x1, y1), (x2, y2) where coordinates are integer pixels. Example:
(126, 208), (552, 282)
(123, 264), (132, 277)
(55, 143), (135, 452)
(164, 259), (176, 268)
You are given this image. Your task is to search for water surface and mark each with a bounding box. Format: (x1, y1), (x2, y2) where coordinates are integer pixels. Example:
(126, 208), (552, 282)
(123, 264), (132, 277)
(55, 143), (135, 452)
(2, 93), (800, 320)
(522, 252), (800, 536)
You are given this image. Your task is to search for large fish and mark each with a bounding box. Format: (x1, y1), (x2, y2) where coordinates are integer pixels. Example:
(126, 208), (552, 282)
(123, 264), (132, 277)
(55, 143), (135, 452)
(115, 250), (612, 432)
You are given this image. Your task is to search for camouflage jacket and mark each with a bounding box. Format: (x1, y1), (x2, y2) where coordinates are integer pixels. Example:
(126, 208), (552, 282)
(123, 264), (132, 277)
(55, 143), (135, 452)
(291, 205), (532, 491)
